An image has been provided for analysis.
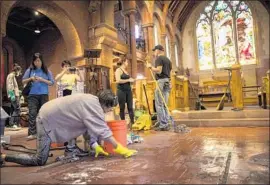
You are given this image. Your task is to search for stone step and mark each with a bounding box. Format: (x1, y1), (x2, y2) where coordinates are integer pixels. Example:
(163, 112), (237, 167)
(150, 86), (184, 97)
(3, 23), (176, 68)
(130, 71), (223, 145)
(174, 118), (270, 127)
(172, 109), (270, 119)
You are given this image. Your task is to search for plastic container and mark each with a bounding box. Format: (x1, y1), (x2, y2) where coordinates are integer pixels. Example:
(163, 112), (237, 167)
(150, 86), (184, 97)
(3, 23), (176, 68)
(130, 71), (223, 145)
(103, 120), (127, 154)
(51, 142), (65, 148)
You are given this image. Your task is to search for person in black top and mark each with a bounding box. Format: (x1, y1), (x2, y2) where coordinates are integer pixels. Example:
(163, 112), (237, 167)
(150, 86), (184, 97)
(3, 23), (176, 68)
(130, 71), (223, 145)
(147, 45), (172, 131)
(115, 55), (135, 128)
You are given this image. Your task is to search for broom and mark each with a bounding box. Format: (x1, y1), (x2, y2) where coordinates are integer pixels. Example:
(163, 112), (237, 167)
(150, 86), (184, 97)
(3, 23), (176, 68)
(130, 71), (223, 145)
(185, 68), (206, 110)
(216, 70), (232, 110)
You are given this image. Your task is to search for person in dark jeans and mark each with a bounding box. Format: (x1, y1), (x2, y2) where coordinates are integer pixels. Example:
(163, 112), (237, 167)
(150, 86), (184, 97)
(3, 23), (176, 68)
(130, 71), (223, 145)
(147, 45), (172, 131)
(0, 90), (137, 167)
(22, 53), (54, 140)
(6, 63), (22, 130)
(55, 60), (84, 155)
(115, 55), (135, 128)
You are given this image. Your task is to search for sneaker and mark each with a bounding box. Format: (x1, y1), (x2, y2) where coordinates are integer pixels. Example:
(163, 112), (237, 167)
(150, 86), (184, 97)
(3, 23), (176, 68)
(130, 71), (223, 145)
(154, 125), (170, 131)
(152, 122), (160, 128)
(10, 125), (21, 131)
(26, 135), (37, 140)
(64, 145), (88, 157)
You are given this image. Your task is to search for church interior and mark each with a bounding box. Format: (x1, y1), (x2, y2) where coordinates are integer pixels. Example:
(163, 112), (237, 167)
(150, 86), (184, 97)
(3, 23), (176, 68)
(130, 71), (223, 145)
(0, 0), (269, 184)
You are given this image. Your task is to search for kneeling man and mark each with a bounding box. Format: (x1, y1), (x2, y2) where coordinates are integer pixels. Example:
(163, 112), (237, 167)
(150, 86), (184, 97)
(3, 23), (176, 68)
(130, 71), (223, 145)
(1, 90), (137, 166)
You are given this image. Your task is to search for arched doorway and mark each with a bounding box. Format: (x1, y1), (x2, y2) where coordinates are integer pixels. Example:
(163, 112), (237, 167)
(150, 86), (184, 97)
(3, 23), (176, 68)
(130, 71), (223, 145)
(1, 1), (83, 100)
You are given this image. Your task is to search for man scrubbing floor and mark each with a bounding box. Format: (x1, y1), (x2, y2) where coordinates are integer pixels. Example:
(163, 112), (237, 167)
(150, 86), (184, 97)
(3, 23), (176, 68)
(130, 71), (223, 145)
(0, 90), (137, 167)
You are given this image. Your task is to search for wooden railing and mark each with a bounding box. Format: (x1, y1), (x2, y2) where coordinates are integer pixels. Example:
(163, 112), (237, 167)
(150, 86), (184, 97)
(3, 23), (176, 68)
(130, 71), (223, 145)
(262, 71), (270, 108)
(111, 74), (194, 112)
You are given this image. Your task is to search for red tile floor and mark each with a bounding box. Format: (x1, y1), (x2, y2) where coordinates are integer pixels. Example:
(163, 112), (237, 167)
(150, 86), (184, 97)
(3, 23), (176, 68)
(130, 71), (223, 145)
(1, 127), (269, 184)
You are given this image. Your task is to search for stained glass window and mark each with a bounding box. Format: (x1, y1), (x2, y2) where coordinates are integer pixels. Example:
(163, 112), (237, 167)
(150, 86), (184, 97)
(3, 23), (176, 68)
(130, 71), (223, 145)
(196, 0), (256, 70)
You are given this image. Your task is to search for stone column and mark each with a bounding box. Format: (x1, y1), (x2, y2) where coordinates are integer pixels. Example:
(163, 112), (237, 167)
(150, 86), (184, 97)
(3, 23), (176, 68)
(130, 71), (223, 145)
(160, 33), (167, 52)
(170, 41), (176, 70)
(123, 9), (137, 79)
(142, 23), (155, 80)
(231, 64), (244, 110)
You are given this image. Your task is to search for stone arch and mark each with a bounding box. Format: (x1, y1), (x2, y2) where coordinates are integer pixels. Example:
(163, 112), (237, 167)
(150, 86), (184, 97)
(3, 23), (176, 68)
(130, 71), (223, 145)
(137, 2), (152, 25)
(1, 1), (83, 59)
(165, 24), (174, 41)
(153, 12), (165, 33)
(3, 37), (26, 69)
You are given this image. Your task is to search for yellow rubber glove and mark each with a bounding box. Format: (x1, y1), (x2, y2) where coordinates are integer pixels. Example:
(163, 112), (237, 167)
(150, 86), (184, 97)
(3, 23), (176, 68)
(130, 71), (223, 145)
(113, 143), (138, 158)
(95, 145), (109, 158)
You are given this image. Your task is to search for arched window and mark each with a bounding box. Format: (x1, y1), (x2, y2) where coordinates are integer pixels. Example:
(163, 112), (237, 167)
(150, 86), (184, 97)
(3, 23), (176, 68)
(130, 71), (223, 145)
(135, 24), (140, 39)
(165, 36), (170, 59)
(175, 44), (179, 67)
(154, 25), (159, 46)
(196, 1), (256, 70)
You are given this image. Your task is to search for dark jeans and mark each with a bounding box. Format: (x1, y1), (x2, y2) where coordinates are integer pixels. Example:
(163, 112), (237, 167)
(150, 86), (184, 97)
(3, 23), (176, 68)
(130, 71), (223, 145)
(117, 89), (134, 124)
(28, 95), (48, 136)
(9, 97), (21, 126)
(63, 89), (72, 96)
(5, 116), (52, 166)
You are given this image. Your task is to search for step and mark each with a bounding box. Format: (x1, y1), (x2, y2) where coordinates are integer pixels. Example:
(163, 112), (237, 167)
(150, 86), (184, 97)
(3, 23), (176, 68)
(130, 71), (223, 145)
(172, 109), (270, 119)
(174, 118), (270, 127)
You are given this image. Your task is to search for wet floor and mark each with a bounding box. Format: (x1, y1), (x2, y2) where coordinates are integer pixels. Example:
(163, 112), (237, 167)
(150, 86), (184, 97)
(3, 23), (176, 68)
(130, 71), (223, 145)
(1, 127), (269, 184)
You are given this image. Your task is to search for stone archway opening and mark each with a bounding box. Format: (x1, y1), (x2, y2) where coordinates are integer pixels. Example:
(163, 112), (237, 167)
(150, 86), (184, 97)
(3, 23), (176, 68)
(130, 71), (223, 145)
(1, 1), (83, 100)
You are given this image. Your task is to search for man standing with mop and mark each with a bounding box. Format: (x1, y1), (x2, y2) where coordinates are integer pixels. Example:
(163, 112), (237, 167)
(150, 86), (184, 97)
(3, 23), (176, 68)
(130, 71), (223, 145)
(146, 45), (172, 131)
(0, 90), (137, 167)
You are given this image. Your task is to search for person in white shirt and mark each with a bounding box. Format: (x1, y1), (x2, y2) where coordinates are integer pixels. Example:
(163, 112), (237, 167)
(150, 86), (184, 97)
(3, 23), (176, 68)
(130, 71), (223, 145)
(6, 63), (22, 130)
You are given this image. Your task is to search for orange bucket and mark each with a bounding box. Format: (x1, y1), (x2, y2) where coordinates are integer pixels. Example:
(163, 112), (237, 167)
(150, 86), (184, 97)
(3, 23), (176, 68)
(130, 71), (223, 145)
(103, 120), (127, 154)
(51, 143), (64, 148)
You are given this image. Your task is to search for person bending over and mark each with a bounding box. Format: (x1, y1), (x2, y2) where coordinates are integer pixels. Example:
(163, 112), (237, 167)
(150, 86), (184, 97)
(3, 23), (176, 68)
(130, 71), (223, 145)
(0, 90), (137, 166)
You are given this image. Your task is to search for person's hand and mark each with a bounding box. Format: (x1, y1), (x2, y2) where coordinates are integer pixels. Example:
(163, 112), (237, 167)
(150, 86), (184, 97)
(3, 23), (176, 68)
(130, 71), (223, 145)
(113, 143), (138, 158)
(63, 67), (69, 73)
(30, 76), (36, 81)
(35, 76), (44, 82)
(146, 63), (152, 68)
(129, 78), (135, 83)
(94, 145), (109, 158)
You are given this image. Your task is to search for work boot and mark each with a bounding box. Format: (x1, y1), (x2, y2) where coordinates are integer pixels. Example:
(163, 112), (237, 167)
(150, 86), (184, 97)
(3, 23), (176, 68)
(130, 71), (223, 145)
(154, 125), (170, 131)
(64, 145), (88, 157)
(152, 121), (160, 128)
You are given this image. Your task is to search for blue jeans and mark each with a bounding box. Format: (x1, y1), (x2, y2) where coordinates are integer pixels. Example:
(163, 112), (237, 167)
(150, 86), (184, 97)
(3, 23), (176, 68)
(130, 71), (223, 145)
(5, 116), (52, 166)
(155, 78), (171, 128)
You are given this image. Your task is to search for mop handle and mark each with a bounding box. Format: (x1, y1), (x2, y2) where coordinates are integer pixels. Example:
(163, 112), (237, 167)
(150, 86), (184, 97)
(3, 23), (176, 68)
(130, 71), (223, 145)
(146, 61), (171, 116)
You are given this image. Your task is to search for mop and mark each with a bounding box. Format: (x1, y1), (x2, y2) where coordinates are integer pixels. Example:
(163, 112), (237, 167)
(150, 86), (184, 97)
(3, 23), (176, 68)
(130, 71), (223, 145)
(146, 61), (190, 133)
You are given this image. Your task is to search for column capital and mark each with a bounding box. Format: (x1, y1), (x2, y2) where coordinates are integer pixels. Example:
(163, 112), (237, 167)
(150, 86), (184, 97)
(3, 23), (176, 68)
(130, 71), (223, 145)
(142, 23), (154, 28)
(121, 9), (137, 16)
(170, 41), (176, 46)
(161, 33), (167, 37)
